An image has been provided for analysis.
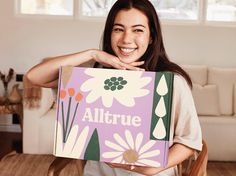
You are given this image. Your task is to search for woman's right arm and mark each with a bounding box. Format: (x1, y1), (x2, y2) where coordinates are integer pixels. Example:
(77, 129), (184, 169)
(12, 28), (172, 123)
(26, 49), (95, 87)
(26, 49), (144, 88)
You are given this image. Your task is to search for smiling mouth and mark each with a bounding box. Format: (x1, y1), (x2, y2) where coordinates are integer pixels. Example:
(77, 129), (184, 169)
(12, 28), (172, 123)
(119, 47), (136, 56)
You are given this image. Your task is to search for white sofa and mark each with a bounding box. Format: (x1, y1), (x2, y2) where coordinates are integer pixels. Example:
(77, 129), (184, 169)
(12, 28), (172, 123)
(182, 65), (236, 161)
(23, 65), (236, 161)
(23, 88), (55, 154)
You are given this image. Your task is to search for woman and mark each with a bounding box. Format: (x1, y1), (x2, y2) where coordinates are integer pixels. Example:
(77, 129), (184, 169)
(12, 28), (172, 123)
(27, 0), (202, 175)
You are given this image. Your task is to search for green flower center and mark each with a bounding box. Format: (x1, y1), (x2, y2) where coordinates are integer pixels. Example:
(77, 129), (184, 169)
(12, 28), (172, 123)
(104, 77), (127, 91)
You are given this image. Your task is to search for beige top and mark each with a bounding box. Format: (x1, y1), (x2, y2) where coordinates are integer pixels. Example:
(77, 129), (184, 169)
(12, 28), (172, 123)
(84, 75), (202, 176)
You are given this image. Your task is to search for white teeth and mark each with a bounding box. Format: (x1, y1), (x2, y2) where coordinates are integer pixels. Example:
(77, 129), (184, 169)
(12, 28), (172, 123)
(120, 48), (135, 53)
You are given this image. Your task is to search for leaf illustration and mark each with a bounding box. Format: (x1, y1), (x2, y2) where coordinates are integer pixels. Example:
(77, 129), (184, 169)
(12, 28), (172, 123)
(84, 128), (100, 161)
(156, 75), (168, 96)
(62, 66), (73, 88)
(152, 118), (166, 139)
(155, 97), (166, 118)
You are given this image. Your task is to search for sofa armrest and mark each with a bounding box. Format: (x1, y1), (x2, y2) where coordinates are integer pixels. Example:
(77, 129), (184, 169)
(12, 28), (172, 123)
(23, 88), (55, 154)
(23, 88), (54, 117)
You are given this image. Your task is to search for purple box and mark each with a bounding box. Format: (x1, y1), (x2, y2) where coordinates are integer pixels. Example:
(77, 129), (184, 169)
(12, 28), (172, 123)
(54, 66), (173, 167)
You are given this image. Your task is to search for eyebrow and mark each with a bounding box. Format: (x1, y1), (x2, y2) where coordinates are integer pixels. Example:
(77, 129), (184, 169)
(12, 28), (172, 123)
(113, 23), (146, 28)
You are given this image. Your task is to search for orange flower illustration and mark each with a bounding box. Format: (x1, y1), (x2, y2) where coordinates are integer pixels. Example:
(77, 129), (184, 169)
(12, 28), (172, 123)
(75, 92), (83, 102)
(60, 90), (66, 99)
(60, 87), (84, 143)
(68, 88), (75, 96)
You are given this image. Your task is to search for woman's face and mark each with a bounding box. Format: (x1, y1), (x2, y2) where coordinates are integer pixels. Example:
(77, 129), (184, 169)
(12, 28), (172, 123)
(111, 8), (151, 64)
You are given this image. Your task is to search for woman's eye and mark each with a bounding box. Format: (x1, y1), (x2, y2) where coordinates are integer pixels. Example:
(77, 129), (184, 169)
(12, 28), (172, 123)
(134, 29), (144, 33)
(113, 28), (123, 32)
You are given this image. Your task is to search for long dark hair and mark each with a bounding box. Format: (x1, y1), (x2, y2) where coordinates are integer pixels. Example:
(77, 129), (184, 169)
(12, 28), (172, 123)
(96, 0), (192, 87)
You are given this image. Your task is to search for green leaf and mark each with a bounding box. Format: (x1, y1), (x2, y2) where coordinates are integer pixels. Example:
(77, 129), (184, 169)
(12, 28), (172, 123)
(84, 129), (100, 161)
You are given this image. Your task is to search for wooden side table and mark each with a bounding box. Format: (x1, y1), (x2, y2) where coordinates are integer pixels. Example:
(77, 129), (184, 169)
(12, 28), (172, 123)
(0, 103), (23, 131)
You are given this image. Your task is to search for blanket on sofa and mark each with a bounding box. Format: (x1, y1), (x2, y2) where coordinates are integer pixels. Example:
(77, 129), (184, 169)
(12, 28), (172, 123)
(23, 76), (42, 109)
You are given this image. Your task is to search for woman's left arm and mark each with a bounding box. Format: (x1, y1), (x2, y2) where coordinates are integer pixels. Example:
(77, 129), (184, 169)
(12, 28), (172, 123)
(108, 143), (194, 176)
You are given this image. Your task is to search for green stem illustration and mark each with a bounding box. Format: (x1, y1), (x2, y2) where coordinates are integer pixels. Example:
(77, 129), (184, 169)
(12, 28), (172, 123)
(61, 102), (66, 143)
(66, 102), (79, 141)
(64, 96), (72, 143)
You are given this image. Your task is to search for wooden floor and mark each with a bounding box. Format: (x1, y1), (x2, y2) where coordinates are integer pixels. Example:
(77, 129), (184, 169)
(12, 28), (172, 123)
(0, 132), (236, 176)
(207, 161), (236, 176)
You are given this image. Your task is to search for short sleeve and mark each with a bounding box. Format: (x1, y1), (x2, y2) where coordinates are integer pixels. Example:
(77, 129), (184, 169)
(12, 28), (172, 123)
(170, 75), (202, 151)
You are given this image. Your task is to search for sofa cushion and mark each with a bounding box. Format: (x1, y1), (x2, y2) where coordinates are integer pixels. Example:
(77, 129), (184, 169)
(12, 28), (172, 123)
(199, 116), (236, 161)
(39, 109), (56, 154)
(192, 84), (220, 116)
(234, 84), (236, 116)
(23, 87), (55, 155)
(182, 65), (207, 86)
(208, 67), (236, 115)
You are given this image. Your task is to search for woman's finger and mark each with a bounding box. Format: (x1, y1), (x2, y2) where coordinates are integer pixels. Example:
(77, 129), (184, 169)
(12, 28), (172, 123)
(96, 54), (144, 71)
(106, 163), (131, 171)
(109, 59), (127, 70)
(124, 64), (145, 71)
(129, 61), (145, 67)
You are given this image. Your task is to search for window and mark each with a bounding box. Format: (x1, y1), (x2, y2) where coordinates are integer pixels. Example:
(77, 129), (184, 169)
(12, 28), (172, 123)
(81, 0), (116, 17)
(149, 0), (199, 20)
(19, 0), (73, 16)
(207, 0), (236, 22)
(17, 0), (236, 25)
(80, 0), (200, 20)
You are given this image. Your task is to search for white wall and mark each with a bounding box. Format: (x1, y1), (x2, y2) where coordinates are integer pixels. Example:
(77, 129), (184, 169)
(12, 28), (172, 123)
(0, 0), (235, 132)
(0, 0), (236, 75)
(163, 25), (236, 67)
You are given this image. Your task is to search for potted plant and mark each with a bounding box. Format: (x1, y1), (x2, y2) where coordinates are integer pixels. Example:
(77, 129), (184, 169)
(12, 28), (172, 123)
(0, 68), (14, 104)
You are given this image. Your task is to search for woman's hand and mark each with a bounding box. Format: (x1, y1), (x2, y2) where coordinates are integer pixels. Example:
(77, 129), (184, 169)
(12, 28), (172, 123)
(26, 48), (145, 88)
(106, 163), (131, 171)
(106, 162), (164, 176)
(106, 144), (195, 175)
(91, 49), (145, 71)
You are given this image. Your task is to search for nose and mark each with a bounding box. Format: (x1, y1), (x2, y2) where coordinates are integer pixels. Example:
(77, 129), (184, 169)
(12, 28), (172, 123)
(121, 31), (133, 44)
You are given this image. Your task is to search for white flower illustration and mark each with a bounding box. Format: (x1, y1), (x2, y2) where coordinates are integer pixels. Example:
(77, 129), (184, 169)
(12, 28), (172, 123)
(80, 68), (152, 107)
(54, 122), (89, 158)
(102, 130), (161, 167)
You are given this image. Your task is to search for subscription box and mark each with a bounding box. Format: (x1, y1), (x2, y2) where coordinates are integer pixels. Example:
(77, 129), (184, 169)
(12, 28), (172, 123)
(54, 66), (173, 167)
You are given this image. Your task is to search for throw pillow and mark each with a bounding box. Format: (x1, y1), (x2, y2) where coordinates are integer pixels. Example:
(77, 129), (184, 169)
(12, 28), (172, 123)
(181, 65), (207, 86)
(234, 84), (236, 116)
(208, 67), (236, 115)
(192, 84), (220, 116)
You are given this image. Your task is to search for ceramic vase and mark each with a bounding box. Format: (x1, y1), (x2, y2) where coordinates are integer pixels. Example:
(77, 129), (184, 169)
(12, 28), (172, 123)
(8, 84), (22, 104)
